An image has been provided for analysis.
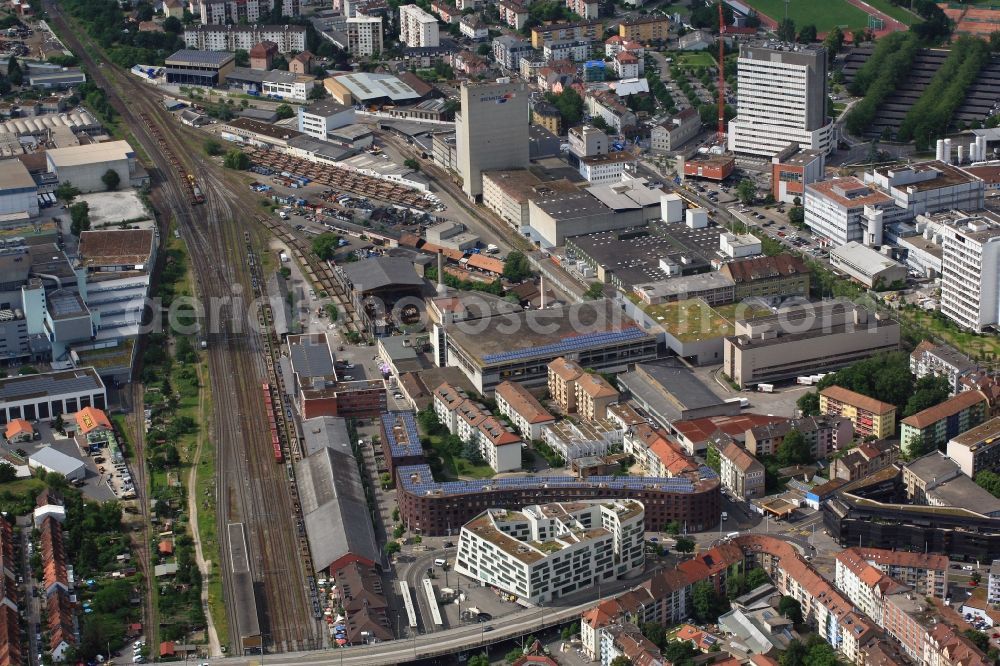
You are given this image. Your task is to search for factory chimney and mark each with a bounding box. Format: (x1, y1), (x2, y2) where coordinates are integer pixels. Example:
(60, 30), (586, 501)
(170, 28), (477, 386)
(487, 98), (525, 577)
(540, 275), (546, 310)
(437, 250), (446, 295)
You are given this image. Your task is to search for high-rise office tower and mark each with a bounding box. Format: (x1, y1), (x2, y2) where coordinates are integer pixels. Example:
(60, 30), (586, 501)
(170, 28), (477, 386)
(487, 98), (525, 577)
(728, 42), (834, 157)
(456, 80), (530, 201)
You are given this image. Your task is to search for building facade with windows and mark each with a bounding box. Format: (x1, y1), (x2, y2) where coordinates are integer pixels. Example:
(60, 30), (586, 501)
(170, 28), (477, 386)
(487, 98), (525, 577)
(454, 500), (645, 604)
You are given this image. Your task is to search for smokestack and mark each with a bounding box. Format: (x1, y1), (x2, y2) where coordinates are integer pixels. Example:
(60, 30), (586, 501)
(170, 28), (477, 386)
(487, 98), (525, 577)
(437, 250), (446, 295)
(540, 275), (546, 310)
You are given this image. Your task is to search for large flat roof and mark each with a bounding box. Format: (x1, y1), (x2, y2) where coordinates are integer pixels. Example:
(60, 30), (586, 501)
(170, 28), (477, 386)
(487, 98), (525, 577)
(165, 49), (236, 67)
(46, 140), (133, 168)
(621, 359), (726, 418)
(330, 72), (423, 102)
(830, 241), (905, 275)
(78, 229), (154, 267)
(0, 159), (35, 191)
(0, 368), (104, 402)
(446, 300), (652, 366)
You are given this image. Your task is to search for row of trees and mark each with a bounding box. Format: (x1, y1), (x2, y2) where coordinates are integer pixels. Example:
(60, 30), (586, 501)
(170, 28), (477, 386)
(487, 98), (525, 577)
(845, 32), (920, 136)
(896, 36), (991, 147)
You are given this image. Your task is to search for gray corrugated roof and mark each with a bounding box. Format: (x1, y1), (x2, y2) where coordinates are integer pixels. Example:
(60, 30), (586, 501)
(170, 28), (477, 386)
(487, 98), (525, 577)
(296, 446), (380, 571)
(29, 447), (85, 475)
(301, 416), (352, 457)
(289, 340), (334, 379)
(342, 256), (423, 292)
(166, 49), (236, 67)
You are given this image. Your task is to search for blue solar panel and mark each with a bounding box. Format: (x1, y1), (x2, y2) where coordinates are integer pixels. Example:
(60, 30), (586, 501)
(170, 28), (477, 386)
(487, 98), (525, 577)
(382, 411), (423, 459)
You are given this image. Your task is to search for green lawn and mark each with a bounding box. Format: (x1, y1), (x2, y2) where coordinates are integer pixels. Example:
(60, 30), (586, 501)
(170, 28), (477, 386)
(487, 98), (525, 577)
(427, 435), (495, 480)
(742, 0), (872, 31)
(897, 307), (1000, 362)
(674, 51), (719, 68)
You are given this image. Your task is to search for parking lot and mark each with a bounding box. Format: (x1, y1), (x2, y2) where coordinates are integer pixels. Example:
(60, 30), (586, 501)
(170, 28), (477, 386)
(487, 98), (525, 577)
(3, 421), (117, 501)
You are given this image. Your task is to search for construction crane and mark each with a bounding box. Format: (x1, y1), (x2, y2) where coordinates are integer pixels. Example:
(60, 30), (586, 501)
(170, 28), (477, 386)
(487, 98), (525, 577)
(717, 0), (726, 143)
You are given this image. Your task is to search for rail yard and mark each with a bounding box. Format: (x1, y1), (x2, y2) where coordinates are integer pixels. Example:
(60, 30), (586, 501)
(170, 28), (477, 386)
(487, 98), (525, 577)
(44, 0), (325, 653)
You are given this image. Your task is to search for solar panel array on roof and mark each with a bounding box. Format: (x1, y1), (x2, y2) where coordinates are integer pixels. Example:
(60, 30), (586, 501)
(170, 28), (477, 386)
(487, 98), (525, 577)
(481, 326), (647, 364)
(381, 411), (422, 459)
(397, 465), (697, 496)
(0, 369), (102, 400)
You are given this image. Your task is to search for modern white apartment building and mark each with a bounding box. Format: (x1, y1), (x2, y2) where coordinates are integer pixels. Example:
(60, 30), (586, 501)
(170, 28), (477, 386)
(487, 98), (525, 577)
(938, 210), (1000, 332)
(346, 16), (384, 57)
(804, 177), (907, 246)
(542, 420), (623, 463)
(728, 42), (834, 157)
(454, 500), (645, 604)
(399, 4), (440, 47)
(183, 24), (307, 52)
(909, 340), (978, 395)
(834, 548), (905, 626)
(457, 80), (530, 200)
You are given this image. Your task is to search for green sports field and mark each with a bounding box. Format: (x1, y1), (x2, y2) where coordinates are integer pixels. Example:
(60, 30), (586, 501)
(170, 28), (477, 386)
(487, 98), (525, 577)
(742, 0), (874, 31)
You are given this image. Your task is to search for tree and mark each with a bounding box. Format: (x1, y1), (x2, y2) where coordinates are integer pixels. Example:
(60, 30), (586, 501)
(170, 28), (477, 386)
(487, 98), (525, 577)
(663, 640), (698, 665)
(404, 158), (421, 171)
(204, 139), (224, 156)
(705, 444), (721, 472)
(477, 43), (491, 56)
(308, 84), (326, 100)
(852, 28), (867, 45)
(736, 179), (756, 204)
(640, 622), (666, 648)
(544, 87), (585, 129)
(311, 233), (341, 260)
(779, 596), (803, 624)
(664, 520), (681, 535)
(726, 573), (747, 600)
(7, 56), (22, 87)
(101, 169), (120, 191)
(976, 470), (1000, 498)
(692, 581), (724, 623)
(69, 202), (91, 236)
(0, 463), (15, 483)
(325, 303), (338, 321)
(610, 657), (633, 666)
(746, 568), (770, 590)
(797, 24), (817, 43)
(223, 149), (250, 170)
(163, 16), (182, 33)
(275, 104), (295, 120)
(776, 430), (813, 466)
(468, 654), (490, 666)
(823, 26), (845, 54)
(903, 375), (950, 419)
(777, 18), (796, 42)
(503, 251), (532, 282)
(797, 391), (819, 416)
(234, 49), (250, 67)
(273, 54), (289, 70)
(384, 541), (401, 557)
(964, 629), (989, 652)
(674, 536), (695, 553)
(779, 639), (808, 666)
(505, 648), (525, 663)
(788, 206), (804, 226)
(55, 182), (80, 202)
(584, 282), (604, 300)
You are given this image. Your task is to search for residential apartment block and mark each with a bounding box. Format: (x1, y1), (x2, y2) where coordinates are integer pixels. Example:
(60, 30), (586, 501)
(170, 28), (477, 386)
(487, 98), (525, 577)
(492, 35), (534, 71)
(183, 24), (307, 52)
(650, 107), (700, 154)
(819, 385), (897, 440)
(723, 302), (900, 388)
(745, 415), (852, 460)
(719, 441), (765, 499)
(575, 373), (619, 422)
(947, 417), (1000, 479)
(346, 16), (384, 57)
(566, 0), (599, 19)
(717, 254), (811, 302)
(902, 451), (1000, 515)
(495, 380), (556, 440)
(578, 151), (634, 184)
(854, 548), (948, 599)
(198, 0), (300, 24)
(433, 382), (522, 472)
(910, 340), (978, 395)
(399, 4), (440, 47)
(548, 357), (585, 413)
(938, 210), (1000, 332)
(530, 20), (602, 49)
(454, 500), (645, 604)
(542, 419), (623, 462)
(900, 390), (988, 459)
(831, 439), (898, 482)
(618, 15), (670, 42)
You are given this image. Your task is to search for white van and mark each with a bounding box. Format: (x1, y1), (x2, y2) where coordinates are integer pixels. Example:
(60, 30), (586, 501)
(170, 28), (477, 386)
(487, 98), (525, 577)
(434, 558), (447, 567)
(721, 511), (728, 521)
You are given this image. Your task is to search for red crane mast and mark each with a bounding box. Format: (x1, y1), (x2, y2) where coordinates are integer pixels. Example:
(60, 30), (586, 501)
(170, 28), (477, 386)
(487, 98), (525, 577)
(717, 0), (727, 142)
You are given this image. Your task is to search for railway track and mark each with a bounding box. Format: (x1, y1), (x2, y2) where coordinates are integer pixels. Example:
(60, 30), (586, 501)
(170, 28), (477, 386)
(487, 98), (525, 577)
(44, 0), (322, 652)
